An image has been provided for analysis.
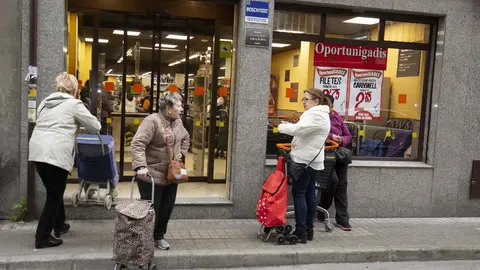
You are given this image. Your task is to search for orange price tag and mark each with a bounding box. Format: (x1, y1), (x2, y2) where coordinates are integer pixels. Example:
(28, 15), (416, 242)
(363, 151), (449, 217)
(195, 86), (204, 96)
(167, 85), (177, 92)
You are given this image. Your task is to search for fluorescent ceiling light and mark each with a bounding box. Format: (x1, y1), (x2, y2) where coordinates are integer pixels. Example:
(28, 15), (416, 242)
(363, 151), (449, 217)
(220, 66), (226, 70)
(166, 34), (194, 40)
(161, 48), (179, 52)
(106, 69), (113, 74)
(274, 30), (304, 34)
(126, 49), (133, 57)
(272, 43), (291, 48)
(189, 54), (200, 59)
(109, 74), (135, 77)
(141, 71), (152, 77)
(188, 74), (194, 77)
(117, 57), (123, 64)
(85, 38), (109, 43)
(168, 61), (182, 67)
(343, 17), (379, 25)
(220, 39), (233, 42)
(113, 30), (141, 36)
(155, 43), (178, 48)
(218, 76), (225, 79)
(354, 35), (369, 40)
(181, 58), (186, 62)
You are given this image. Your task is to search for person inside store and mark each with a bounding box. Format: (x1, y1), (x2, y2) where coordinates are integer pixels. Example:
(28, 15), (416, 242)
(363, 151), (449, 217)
(79, 80), (91, 110)
(100, 88), (114, 134)
(131, 91), (190, 250)
(278, 88), (331, 243)
(29, 72), (101, 249)
(136, 85), (151, 113)
(318, 94), (353, 231)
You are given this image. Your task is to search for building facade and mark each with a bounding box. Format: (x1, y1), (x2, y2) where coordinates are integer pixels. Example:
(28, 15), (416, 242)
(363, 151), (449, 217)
(1, 0), (480, 219)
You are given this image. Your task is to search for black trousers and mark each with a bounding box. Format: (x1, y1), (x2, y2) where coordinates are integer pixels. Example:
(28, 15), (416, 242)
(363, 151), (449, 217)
(35, 162), (68, 241)
(319, 162), (350, 225)
(137, 179), (178, 240)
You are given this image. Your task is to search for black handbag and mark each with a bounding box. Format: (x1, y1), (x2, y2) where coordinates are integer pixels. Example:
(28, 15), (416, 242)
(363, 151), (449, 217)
(335, 147), (352, 165)
(286, 146), (324, 184)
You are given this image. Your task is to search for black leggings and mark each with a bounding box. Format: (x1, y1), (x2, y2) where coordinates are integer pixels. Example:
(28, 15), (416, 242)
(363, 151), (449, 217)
(319, 162), (349, 224)
(35, 162), (68, 241)
(137, 179), (178, 240)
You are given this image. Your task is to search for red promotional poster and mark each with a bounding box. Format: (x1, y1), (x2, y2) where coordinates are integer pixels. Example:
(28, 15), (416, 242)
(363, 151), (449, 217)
(314, 43), (388, 70)
(313, 67), (349, 116)
(347, 69), (384, 120)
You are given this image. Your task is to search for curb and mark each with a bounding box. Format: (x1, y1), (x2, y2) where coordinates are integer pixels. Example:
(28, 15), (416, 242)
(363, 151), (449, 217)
(1, 247), (480, 269)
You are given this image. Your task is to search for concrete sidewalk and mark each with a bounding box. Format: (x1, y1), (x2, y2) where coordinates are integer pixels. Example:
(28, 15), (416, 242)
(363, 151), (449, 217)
(0, 218), (479, 269)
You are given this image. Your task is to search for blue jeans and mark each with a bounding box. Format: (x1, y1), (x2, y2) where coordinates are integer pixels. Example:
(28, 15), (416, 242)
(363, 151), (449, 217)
(292, 166), (317, 232)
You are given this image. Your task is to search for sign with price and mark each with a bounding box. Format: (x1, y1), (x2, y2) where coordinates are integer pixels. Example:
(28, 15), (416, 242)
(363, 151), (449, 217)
(314, 67), (349, 116)
(348, 69), (384, 120)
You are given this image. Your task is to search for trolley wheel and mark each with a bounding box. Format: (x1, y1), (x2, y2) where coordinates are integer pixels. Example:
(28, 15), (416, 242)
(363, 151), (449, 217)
(263, 227), (272, 234)
(284, 224), (293, 235)
(276, 235), (285, 244)
(288, 235), (298, 245)
(113, 263), (126, 270)
(104, 195), (113, 210)
(72, 192), (80, 207)
(110, 189), (118, 200)
(87, 189), (96, 199)
(325, 223), (334, 233)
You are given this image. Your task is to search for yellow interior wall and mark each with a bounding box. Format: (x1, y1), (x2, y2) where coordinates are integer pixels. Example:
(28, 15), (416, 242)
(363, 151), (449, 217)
(271, 42), (315, 112)
(383, 23), (428, 120)
(67, 13), (78, 76)
(78, 41), (92, 84)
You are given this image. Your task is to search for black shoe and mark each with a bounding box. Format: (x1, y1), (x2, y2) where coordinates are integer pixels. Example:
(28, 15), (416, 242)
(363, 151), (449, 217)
(335, 221), (352, 231)
(293, 229), (307, 244)
(54, 223), (70, 238)
(307, 229), (314, 241)
(35, 236), (63, 249)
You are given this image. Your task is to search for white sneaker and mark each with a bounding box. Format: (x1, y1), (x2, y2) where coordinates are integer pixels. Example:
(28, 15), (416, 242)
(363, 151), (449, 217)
(155, 239), (170, 250)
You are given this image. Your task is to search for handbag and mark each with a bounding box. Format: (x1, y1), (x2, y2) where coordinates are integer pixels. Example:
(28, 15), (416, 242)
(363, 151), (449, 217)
(335, 147), (352, 165)
(162, 119), (188, 184)
(286, 145), (324, 183)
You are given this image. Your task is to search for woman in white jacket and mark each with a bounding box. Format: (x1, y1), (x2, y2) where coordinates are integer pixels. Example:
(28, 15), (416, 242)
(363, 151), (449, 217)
(278, 88), (331, 243)
(29, 73), (101, 249)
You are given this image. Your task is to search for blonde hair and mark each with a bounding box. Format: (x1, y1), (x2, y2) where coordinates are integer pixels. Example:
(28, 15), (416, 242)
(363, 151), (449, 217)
(56, 72), (78, 96)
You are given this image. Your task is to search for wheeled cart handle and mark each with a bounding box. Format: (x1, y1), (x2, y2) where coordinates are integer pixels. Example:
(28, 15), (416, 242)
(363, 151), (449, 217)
(75, 131), (106, 156)
(130, 175), (155, 204)
(276, 139), (339, 152)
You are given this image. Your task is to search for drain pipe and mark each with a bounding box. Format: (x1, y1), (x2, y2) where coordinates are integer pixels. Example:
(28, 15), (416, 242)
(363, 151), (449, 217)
(27, 0), (37, 220)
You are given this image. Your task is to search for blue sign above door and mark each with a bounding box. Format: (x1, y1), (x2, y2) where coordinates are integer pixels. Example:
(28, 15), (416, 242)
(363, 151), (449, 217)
(245, 1), (269, 24)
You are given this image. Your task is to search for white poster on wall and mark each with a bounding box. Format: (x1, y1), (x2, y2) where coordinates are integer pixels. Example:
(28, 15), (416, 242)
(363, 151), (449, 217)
(313, 66), (349, 116)
(347, 69), (384, 120)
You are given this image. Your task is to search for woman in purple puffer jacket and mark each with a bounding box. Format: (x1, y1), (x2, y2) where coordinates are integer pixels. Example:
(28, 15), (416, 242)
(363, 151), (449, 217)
(318, 94), (353, 231)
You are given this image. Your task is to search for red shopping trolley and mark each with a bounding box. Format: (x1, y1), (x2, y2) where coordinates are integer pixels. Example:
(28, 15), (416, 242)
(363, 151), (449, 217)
(257, 140), (338, 244)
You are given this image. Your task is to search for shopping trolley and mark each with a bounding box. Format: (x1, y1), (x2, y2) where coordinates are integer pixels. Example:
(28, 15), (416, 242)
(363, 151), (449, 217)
(258, 140), (338, 243)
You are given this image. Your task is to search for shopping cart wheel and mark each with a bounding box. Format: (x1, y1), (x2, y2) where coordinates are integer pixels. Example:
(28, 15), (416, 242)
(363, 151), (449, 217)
(287, 235), (298, 245)
(104, 195), (113, 210)
(325, 222), (334, 233)
(113, 263), (126, 270)
(72, 192), (80, 207)
(276, 235), (285, 244)
(284, 224), (293, 235)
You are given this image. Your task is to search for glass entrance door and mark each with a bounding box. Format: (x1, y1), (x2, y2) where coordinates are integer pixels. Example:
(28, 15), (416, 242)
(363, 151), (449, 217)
(106, 16), (231, 184)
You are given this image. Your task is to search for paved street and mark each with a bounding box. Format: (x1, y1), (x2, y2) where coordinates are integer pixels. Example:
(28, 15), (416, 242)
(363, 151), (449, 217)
(192, 261), (480, 270)
(0, 218), (479, 269)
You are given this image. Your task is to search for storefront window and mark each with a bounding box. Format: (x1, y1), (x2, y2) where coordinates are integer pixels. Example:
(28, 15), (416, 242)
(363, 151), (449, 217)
(384, 21), (430, 44)
(274, 10), (321, 35)
(268, 7), (434, 161)
(326, 14), (379, 41)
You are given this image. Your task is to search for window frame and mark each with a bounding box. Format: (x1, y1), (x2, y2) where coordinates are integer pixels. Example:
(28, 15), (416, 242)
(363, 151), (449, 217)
(269, 3), (439, 162)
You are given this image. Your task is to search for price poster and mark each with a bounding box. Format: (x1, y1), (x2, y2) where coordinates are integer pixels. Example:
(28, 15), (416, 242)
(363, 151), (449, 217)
(313, 67), (349, 116)
(347, 69), (384, 120)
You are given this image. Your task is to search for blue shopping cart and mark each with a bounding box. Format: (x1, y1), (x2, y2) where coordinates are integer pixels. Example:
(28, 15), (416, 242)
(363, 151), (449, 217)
(72, 133), (119, 210)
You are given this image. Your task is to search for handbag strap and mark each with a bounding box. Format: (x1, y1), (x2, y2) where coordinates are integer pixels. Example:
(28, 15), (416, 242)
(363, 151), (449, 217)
(306, 144), (324, 167)
(160, 117), (173, 161)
